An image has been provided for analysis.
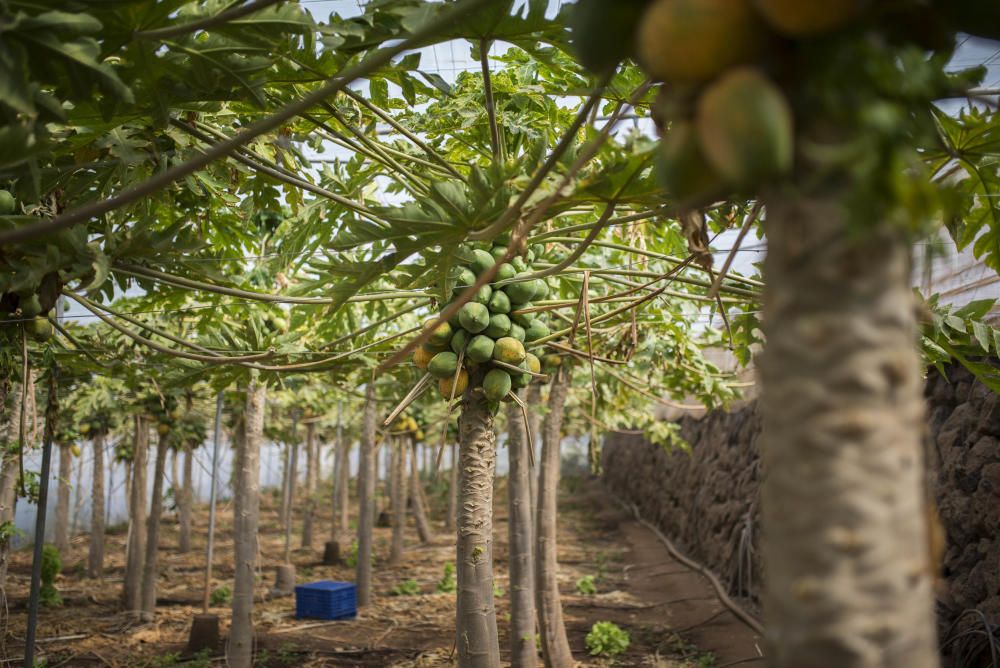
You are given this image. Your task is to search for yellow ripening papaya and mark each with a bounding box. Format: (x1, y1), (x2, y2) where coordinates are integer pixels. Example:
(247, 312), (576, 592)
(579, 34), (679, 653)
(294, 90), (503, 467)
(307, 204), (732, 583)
(753, 0), (862, 36)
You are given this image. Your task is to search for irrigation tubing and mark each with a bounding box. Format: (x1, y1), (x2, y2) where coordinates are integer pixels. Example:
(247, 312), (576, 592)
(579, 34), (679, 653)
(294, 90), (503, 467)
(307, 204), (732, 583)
(612, 494), (765, 637)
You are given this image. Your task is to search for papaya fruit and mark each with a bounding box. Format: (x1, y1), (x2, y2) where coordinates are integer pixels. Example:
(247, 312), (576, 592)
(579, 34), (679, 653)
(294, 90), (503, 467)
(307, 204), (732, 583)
(485, 313), (511, 339)
(511, 306), (535, 328)
(29, 317), (53, 342)
(157, 423), (170, 436)
(525, 352), (541, 375)
(472, 284), (493, 305)
(0, 191), (14, 215)
(656, 120), (726, 206)
(570, 0), (648, 74)
(439, 369), (469, 399)
(79, 423), (91, 435)
(453, 267), (476, 289)
(511, 363), (532, 389)
(466, 335), (495, 363)
(504, 274), (536, 305)
(696, 67), (793, 186)
(493, 337), (526, 365)
(511, 257), (528, 272)
(490, 245), (508, 262)
(483, 369), (512, 402)
(531, 243), (545, 258)
(542, 353), (562, 369)
(18, 294), (42, 318)
(533, 279), (550, 301)
(458, 302), (490, 333)
(524, 320), (550, 343)
(488, 290), (511, 314)
(496, 262), (516, 282)
(428, 351), (460, 379)
(470, 249), (495, 276)
(525, 250), (535, 264)
(415, 429), (424, 441)
(495, 230), (512, 245)
(450, 329), (470, 355)
(71, 444), (81, 457)
(637, 0), (766, 84)
(427, 320), (453, 348)
(508, 323), (526, 342)
(753, 0), (861, 36)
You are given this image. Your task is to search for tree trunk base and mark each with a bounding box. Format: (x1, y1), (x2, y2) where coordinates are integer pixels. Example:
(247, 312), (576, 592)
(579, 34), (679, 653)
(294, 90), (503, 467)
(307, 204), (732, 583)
(322, 541), (341, 566)
(187, 613), (221, 654)
(269, 564), (296, 598)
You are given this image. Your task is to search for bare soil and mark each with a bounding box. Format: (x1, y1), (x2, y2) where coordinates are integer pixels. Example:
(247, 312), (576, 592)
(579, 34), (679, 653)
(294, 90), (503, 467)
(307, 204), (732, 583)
(1, 475), (761, 667)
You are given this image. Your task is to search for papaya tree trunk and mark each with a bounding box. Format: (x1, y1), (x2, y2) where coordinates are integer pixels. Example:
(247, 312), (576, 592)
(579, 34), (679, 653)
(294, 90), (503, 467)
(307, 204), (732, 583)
(302, 422), (317, 549)
(71, 450), (84, 535)
(0, 380), (24, 593)
(140, 432), (169, 620)
(409, 439), (431, 544)
(758, 195), (938, 667)
(283, 435), (298, 563)
(178, 445), (193, 553)
(123, 415), (148, 615)
(170, 448), (179, 508)
(446, 442), (458, 533)
(88, 432), (105, 578)
(54, 443), (72, 554)
(525, 385), (541, 521)
(456, 378), (500, 668)
(356, 383), (377, 607)
(229, 378), (264, 668)
(280, 443), (291, 527)
(389, 437), (408, 565)
(333, 437), (349, 543)
(536, 366), (573, 668)
(506, 397), (536, 668)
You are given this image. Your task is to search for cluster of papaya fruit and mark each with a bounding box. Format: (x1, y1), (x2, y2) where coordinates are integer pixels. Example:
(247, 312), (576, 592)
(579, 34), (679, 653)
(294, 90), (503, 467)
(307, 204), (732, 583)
(389, 412), (425, 442)
(0, 190), (56, 342)
(570, 0), (872, 205)
(412, 235), (561, 405)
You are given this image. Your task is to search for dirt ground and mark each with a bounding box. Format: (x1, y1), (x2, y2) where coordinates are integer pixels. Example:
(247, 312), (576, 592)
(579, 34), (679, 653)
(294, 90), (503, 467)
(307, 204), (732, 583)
(1, 474), (762, 667)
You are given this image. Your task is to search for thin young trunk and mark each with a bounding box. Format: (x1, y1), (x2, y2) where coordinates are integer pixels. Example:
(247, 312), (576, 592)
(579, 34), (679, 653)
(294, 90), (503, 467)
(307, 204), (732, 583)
(758, 195), (937, 667)
(302, 422), (317, 549)
(526, 385), (541, 527)
(334, 439), (349, 541)
(446, 442), (458, 532)
(389, 438), (407, 565)
(54, 444), (72, 553)
(456, 377), (500, 668)
(280, 443), (291, 527)
(170, 448), (179, 507)
(123, 415), (148, 615)
(70, 450), (85, 534)
(409, 438), (431, 544)
(88, 432), (106, 578)
(229, 379), (265, 667)
(535, 366), (573, 668)
(0, 380), (23, 592)
(506, 397), (536, 668)
(283, 438), (298, 563)
(140, 432), (169, 620)
(179, 445), (193, 553)
(356, 384), (377, 607)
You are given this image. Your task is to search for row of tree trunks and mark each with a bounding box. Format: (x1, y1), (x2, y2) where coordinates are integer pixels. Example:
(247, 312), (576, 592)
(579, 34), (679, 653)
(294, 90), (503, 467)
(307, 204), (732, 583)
(229, 378), (265, 667)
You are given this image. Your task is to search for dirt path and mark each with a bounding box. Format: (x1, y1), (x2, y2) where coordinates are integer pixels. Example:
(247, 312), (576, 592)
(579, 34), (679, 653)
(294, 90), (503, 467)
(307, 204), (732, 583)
(2, 476), (761, 666)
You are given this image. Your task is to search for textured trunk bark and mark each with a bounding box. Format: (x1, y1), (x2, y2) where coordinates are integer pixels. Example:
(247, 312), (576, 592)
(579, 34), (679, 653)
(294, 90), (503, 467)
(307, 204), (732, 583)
(410, 439), (431, 543)
(179, 445), (193, 553)
(356, 384), (377, 607)
(758, 195), (938, 667)
(229, 379), (264, 668)
(123, 415), (148, 615)
(0, 380), (23, 592)
(389, 437), (408, 565)
(70, 450), (84, 534)
(535, 367), (573, 668)
(54, 444), (72, 553)
(446, 442), (458, 533)
(506, 397), (537, 668)
(455, 378), (500, 668)
(88, 432), (106, 578)
(526, 385), (541, 523)
(302, 422), (317, 549)
(140, 432), (169, 620)
(170, 448), (179, 507)
(283, 438), (298, 563)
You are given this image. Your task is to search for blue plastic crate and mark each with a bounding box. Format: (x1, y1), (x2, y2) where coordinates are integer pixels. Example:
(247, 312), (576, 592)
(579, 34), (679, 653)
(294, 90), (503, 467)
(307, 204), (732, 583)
(294, 581), (357, 620)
